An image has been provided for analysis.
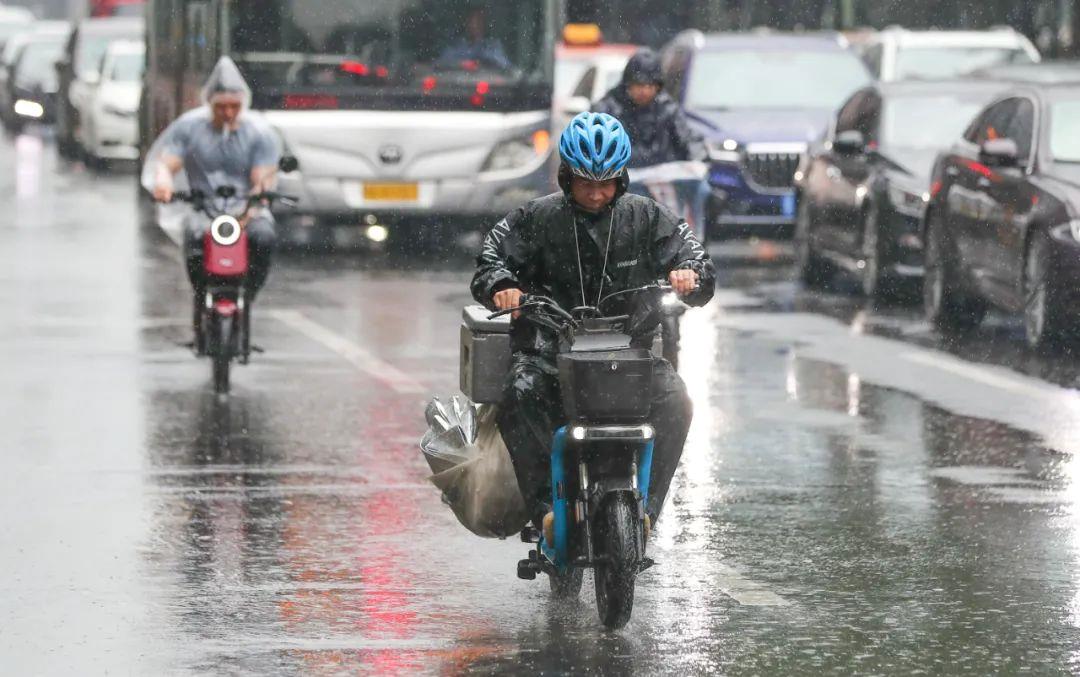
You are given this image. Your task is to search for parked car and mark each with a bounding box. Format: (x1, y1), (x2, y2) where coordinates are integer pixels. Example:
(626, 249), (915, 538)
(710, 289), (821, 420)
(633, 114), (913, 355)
(76, 39), (142, 164)
(795, 79), (1007, 298)
(5, 30), (65, 130)
(0, 21), (67, 130)
(662, 30), (871, 238)
(857, 27), (1039, 82)
(55, 16), (143, 157)
(923, 83), (1080, 348)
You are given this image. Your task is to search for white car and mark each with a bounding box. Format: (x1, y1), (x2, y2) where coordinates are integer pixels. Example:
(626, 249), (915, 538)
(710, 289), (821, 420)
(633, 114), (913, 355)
(77, 39), (142, 163)
(858, 27), (1040, 82)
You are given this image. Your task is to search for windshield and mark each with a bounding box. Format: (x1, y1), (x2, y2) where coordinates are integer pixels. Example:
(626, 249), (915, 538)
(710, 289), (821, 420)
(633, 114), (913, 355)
(1049, 101), (1080, 163)
(881, 94), (989, 149)
(686, 50), (870, 110)
(16, 40), (63, 88)
(107, 51), (143, 81)
(894, 47), (1034, 80)
(77, 29), (141, 76)
(228, 0), (552, 112)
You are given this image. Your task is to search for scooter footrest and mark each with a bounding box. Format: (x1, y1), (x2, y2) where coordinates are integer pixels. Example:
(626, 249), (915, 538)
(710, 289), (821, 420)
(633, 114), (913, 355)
(516, 558), (540, 580)
(639, 557), (656, 573)
(520, 526), (540, 543)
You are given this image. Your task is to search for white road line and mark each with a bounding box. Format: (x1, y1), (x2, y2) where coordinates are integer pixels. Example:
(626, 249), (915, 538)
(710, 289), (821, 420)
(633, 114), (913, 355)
(901, 350), (1055, 401)
(269, 309), (427, 394)
(715, 564), (790, 607)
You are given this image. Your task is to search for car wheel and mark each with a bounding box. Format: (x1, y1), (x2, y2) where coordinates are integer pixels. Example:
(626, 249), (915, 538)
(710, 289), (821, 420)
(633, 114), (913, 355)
(859, 202), (886, 300)
(795, 199), (830, 287)
(1024, 230), (1074, 349)
(923, 209), (985, 333)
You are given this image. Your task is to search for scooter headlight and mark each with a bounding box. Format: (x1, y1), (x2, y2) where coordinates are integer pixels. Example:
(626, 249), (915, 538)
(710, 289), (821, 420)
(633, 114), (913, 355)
(210, 215), (242, 246)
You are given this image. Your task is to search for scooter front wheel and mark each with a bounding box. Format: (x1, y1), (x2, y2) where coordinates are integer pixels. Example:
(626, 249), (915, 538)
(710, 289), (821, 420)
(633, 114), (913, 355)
(548, 566), (583, 599)
(593, 492), (641, 629)
(211, 314), (233, 394)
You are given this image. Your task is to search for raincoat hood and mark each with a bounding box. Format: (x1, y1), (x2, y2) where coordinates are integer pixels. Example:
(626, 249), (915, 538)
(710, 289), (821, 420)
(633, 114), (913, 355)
(622, 49), (664, 87)
(200, 56), (252, 108)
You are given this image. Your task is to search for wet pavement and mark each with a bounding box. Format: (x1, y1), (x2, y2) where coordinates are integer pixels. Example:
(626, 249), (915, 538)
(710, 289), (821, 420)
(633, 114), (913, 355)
(5, 126), (1080, 675)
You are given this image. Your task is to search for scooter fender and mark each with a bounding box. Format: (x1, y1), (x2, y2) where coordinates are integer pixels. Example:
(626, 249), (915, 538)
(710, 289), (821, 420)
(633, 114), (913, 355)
(544, 427), (571, 573)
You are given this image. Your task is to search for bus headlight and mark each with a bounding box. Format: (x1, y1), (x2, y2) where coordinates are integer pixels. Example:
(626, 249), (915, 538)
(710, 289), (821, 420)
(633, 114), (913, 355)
(210, 215), (242, 246)
(482, 130), (550, 173)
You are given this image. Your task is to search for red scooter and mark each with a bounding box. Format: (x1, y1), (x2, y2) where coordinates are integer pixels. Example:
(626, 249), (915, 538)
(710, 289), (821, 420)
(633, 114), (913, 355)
(173, 186), (296, 394)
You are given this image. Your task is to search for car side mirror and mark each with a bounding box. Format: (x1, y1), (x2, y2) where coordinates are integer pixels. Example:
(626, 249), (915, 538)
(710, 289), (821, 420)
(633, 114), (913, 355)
(563, 95), (590, 116)
(833, 130), (866, 156)
(279, 155), (299, 173)
(979, 138), (1020, 168)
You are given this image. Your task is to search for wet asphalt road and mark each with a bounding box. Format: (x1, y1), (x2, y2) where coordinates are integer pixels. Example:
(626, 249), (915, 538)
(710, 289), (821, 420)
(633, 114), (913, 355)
(5, 127), (1080, 675)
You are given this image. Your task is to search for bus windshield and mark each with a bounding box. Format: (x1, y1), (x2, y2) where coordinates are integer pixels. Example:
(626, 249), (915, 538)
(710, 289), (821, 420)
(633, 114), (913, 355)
(227, 0), (552, 111)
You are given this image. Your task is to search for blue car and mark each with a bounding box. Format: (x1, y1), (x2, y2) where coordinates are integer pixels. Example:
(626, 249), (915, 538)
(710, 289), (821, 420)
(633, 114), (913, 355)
(660, 31), (872, 239)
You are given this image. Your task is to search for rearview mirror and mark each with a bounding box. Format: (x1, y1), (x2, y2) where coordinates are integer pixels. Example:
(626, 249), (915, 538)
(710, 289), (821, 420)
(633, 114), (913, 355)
(563, 95), (590, 116)
(833, 130), (866, 156)
(279, 155), (298, 173)
(979, 138), (1020, 168)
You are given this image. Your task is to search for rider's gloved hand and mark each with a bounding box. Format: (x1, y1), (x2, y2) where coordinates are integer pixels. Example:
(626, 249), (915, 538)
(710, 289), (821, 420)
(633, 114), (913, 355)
(493, 288), (524, 319)
(669, 269), (700, 296)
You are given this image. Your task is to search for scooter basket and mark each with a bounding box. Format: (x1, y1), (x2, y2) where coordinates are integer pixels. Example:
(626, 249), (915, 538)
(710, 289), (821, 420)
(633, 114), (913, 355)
(557, 349), (653, 422)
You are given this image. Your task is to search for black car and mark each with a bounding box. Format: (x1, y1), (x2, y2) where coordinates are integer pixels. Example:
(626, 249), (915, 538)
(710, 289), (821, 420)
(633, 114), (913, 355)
(6, 33), (65, 131)
(923, 84), (1080, 348)
(795, 80), (1007, 298)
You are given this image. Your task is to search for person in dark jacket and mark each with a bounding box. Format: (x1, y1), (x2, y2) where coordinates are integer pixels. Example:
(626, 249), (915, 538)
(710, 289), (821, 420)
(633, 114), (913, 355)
(594, 48), (705, 168)
(471, 112), (715, 541)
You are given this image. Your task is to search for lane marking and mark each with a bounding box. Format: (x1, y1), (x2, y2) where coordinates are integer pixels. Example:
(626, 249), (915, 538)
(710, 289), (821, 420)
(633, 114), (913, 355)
(715, 564), (790, 607)
(901, 350), (1058, 402)
(269, 309), (427, 394)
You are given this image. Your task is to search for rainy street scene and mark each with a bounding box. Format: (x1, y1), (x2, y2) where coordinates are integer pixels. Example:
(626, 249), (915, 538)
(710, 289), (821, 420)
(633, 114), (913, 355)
(8, 0), (1080, 675)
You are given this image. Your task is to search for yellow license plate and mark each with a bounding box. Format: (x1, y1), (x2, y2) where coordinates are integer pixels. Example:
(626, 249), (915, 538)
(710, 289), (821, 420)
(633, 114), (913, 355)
(363, 182), (419, 201)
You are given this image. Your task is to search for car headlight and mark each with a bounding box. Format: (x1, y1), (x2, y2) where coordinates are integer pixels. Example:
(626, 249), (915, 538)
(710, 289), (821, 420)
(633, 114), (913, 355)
(706, 138), (742, 163)
(482, 130), (550, 173)
(1067, 219), (1080, 241)
(888, 183), (930, 217)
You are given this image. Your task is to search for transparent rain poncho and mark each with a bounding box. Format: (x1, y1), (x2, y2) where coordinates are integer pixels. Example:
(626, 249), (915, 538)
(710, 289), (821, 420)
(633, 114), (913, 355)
(141, 57), (278, 241)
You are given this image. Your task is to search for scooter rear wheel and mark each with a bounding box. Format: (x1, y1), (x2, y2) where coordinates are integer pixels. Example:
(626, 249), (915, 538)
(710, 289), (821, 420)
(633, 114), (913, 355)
(593, 492), (641, 629)
(212, 315), (233, 394)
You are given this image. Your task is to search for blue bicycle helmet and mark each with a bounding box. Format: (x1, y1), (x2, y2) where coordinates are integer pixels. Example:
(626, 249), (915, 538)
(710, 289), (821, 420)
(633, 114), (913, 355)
(558, 112), (632, 182)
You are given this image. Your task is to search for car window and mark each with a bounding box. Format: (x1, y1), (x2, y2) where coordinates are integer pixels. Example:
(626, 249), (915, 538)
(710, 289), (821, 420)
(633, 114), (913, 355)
(1003, 98), (1035, 161)
(894, 47), (1035, 80)
(572, 66), (595, 99)
(686, 49), (871, 110)
(834, 88), (880, 142)
(966, 99), (1019, 146)
(1049, 100), (1080, 163)
(107, 50), (143, 82)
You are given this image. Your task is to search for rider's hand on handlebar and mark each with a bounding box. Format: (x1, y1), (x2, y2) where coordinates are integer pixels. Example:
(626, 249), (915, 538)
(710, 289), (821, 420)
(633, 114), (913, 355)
(669, 269), (700, 297)
(493, 288), (524, 319)
(152, 182), (174, 204)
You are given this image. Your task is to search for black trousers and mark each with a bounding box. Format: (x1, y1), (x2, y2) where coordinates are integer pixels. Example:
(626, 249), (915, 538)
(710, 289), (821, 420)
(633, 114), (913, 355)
(497, 352), (692, 525)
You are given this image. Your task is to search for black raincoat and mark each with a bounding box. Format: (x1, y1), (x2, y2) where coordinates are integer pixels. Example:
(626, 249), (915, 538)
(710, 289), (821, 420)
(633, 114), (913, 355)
(594, 50), (706, 168)
(471, 191), (715, 524)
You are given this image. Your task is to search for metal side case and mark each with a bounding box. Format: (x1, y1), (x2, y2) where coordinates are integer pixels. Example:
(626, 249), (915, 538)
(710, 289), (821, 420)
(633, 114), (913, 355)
(460, 305), (512, 404)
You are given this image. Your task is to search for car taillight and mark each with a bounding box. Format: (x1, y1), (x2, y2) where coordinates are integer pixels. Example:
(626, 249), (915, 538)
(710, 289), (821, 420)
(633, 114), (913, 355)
(283, 94), (339, 110)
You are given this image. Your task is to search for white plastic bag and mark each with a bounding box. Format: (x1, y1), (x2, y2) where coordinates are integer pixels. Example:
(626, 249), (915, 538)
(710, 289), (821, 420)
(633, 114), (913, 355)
(424, 402), (530, 539)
